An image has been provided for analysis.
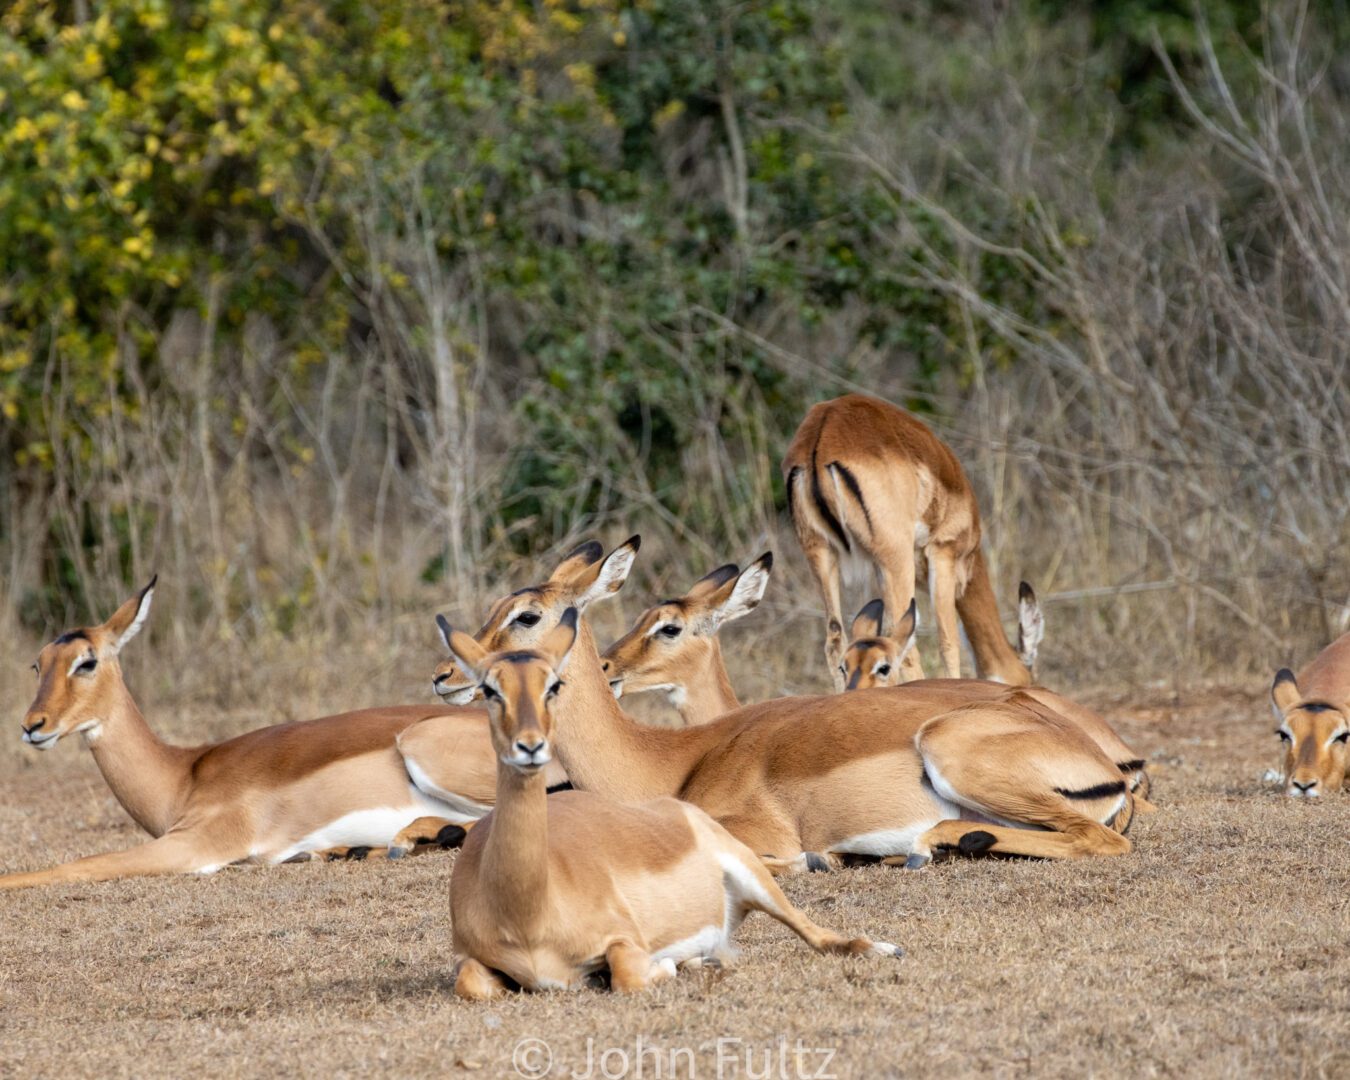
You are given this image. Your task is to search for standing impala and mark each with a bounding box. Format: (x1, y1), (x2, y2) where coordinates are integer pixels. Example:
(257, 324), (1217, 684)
(1269, 631), (1350, 798)
(2, 578), (546, 890)
(601, 554), (773, 724)
(437, 537), (1139, 870)
(445, 607), (901, 998)
(783, 393), (1042, 687)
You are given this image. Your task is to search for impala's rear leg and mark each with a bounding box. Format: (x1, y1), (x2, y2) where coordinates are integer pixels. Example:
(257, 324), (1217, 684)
(927, 545), (964, 679)
(716, 809), (839, 875)
(790, 490), (847, 686)
(874, 539), (925, 683)
(726, 848), (903, 959)
(388, 817), (469, 858)
(0, 831), (239, 891)
(606, 940), (676, 992)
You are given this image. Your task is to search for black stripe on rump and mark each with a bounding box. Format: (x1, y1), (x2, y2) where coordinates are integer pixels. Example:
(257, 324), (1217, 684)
(546, 781), (574, 794)
(785, 466), (803, 524)
(1054, 779), (1127, 801)
(1116, 759), (1146, 773)
(828, 462), (872, 530)
(810, 448), (851, 551)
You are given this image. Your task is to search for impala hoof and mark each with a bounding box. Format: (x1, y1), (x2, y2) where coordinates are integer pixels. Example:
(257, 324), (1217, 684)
(346, 846), (372, 861)
(958, 830), (996, 856)
(872, 942), (904, 959)
(903, 853), (930, 870)
(436, 825), (468, 849)
(805, 852), (831, 873)
(387, 846), (408, 860)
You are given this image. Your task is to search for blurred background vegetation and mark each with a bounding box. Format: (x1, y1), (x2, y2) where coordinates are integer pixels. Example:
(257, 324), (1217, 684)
(1, 0), (1347, 699)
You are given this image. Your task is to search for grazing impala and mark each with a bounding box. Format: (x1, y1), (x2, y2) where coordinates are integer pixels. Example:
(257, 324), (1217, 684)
(2, 579), (532, 890)
(601, 554), (773, 724)
(840, 598), (920, 692)
(1269, 631), (1350, 798)
(438, 537), (1141, 870)
(445, 607), (901, 998)
(783, 393), (1042, 687)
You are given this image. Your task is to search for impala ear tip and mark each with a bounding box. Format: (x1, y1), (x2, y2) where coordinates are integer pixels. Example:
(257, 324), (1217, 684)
(622, 534), (642, 552)
(145, 573), (159, 592)
(435, 612), (452, 635)
(1019, 580), (1035, 603)
(757, 550), (774, 571)
(1273, 667), (1296, 687)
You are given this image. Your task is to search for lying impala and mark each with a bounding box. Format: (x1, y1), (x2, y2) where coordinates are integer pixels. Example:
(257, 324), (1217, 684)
(1, 579), (540, 890)
(1269, 630), (1350, 798)
(784, 393), (1042, 687)
(601, 554), (773, 724)
(438, 537), (1140, 869)
(603, 570), (1151, 805)
(446, 607), (900, 998)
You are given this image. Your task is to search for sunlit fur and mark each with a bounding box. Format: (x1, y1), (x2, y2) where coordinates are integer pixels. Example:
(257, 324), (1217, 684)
(458, 538), (1144, 871)
(3, 580), (506, 890)
(601, 554), (772, 725)
(1270, 632), (1350, 798)
(444, 608), (900, 998)
(783, 394), (1043, 687)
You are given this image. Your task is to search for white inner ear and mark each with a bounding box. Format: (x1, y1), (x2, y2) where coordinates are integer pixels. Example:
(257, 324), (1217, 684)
(1018, 597), (1045, 666)
(715, 566), (770, 627)
(576, 545), (637, 610)
(114, 588), (155, 655)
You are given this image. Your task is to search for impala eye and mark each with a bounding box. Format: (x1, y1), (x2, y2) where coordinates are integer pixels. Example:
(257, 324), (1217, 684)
(75, 658), (98, 676)
(547, 680), (564, 697)
(1275, 729), (1292, 743)
(480, 683), (500, 701)
(515, 612), (541, 627)
(658, 624), (682, 638)
(876, 664), (891, 676)
(1334, 732), (1349, 744)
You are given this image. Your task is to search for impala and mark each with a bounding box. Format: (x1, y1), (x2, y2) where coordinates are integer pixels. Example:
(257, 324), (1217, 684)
(445, 607), (901, 998)
(783, 393), (1043, 687)
(601, 553), (773, 724)
(604, 576), (1151, 806)
(3, 578), (536, 890)
(438, 537), (1141, 869)
(1269, 630), (1350, 797)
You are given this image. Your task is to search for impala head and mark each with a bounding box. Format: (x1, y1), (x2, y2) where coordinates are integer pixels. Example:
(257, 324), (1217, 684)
(1016, 581), (1044, 676)
(840, 598), (918, 691)
(433, 536), (640, 703)
(601, 553), (773, 700)
(438, 608), (579, 772)
(1270, 668), (1348, 798)
(22, 577), (157, 750)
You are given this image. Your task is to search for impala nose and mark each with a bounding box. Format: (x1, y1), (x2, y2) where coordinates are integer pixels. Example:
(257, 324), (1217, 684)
(601, 660), (611, 673)
(1290, 779), (1320, 796)
(516, 737), (546, 756)
(21, 717), (46, 736)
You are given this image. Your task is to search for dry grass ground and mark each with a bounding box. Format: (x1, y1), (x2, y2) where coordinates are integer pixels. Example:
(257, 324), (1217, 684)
(1, 650), (1348, 1078)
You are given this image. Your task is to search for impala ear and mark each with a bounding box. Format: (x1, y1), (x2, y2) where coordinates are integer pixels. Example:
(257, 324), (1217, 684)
(710, 552), (773, 628)
(684, 562), (740, 603)
(548, 539), (606, 585)
(440, 617), (489, 682)
(540, 607), (580, 673)
(1017, 581), (1044, 671)
(1271, 668), (1301, 717)
(104, 575), (157, 655)
(892, 599), (919, 661)
(850, 598), (886, 641)
(572, 536), (641, 610)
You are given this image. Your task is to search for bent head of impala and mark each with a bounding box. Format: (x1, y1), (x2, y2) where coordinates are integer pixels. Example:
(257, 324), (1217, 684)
(23, 577), (156, 751)
(433, 536), (640, 702)
(439, 609), (579, 773)
(1271, 668), (1349, 798)
(840, 598), (918, 691)
(602, 553), (772, 701)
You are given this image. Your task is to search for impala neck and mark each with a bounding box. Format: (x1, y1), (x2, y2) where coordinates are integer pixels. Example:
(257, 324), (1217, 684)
(955, 549), (1031, 686)
(481, 761), (552, 925)
(674, 642), (741, 725)
(557, 622), (719, 801)
(86, 678), (197, 837)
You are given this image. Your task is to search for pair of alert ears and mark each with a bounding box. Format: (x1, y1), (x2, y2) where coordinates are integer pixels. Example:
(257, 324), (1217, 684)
(436, 608), (580, 683)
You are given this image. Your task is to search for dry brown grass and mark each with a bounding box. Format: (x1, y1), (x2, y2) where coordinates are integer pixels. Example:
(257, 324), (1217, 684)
(2, 642), (1348, 1079)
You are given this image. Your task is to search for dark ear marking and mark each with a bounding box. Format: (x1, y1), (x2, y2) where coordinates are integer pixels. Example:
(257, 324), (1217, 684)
(561, 540), (605, 565)
(1273, 668), (1297, 687)
(559, 607), (579, 631)
(1018, 580), (1034, 602)
(695, 563), (740, 592)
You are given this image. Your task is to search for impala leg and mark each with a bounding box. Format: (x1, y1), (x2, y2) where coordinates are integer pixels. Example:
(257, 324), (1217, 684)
(0, 832), (237, 891)
(928, 546), (963, 679)
(389, 817), (469, 858)
(907, 806), (1132, 864)
(605, 940), (672, 993)
(731, 851), (902, 958)
(716, 811), (832, 875)
(875, 543), (924, 682)
(454, 957), (510, 1000)
(796, 528), (846, 687)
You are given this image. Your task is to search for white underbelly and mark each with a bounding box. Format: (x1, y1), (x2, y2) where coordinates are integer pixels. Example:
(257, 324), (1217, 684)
(268, 785), (475, 863)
